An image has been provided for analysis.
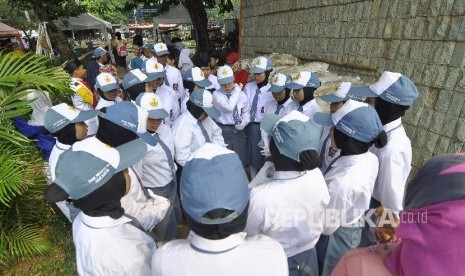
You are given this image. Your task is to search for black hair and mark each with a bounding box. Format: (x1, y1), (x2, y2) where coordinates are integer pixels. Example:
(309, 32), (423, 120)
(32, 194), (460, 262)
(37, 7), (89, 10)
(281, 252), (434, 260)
(299, 86), (317, 106)
(183, 80), (196, 93)
(333, 128), (387, 156)
(186, 100), (205, 119)
(53, 123), (78, 145)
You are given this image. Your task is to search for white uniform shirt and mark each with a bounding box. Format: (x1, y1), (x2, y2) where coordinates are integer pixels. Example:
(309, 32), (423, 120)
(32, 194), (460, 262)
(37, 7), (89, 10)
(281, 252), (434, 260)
(245, 169), (330, 257)
(243, 82), (274, 123)
(152, 231), (288, 276)
(49, 141), (72, 221)
(284, 99), (323, 134)
(81, 137), (168, 230)
(319, 126), (341, 173)
(73, 212), (155, 276)
(156, 85), (180, 127)
(206, 74), (220, 91)
(323, 152), (379, 235)
(370, 118), (412, 214)
(213, 84), (250, 126)
(260, 97), (294, 152)
(172, 112), (225, 166)
(180, 92), (189, 114)
(137, 124), (176, 188)
(165, 64), (185, 100)
(70, 78), (98, 135)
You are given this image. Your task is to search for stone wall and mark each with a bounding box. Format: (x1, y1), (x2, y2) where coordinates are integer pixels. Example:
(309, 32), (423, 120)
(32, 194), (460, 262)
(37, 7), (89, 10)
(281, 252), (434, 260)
(241, 0), (465, 174)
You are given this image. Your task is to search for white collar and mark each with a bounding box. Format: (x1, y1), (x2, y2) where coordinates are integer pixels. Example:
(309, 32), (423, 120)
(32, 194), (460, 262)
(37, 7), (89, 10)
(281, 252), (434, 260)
(273, 170), (307, 180)
(79, 212), (132, 229)
(302, 99), (317, 110)
(383, 118), (402, 132)
(332, 152), (371, 167)
(189, 231), (246, 253)
(185, 111), (199, 125)
(280, 97), (293, 107)
(54, 140), (71, 151)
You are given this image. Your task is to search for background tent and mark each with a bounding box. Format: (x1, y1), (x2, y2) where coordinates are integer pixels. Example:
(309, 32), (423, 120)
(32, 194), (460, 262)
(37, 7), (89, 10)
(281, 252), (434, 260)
(54, 13), (112, 31)
(53, 13), (114, 62)
(0, 22), (25, 50)
(153, 4), (192, 41)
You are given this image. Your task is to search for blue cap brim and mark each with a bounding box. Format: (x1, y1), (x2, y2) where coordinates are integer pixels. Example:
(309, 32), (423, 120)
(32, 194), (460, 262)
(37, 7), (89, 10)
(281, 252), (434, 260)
(261, 114), (281, 133)
(319, 94), (346, 103)
(146, 72), (166, 82)
(138, 132), (158, 147)
(313, 112), (335, 126)
(250, 67), (266, 74)
(71, 109), (100, 124)
(203, 106), (220, 120)
(286, 82), (305, 90)
(115, 139), (148, 170)
(348, 86), (378, 98)
(156, 50), (170, 56)
(217, 76), (234, 85)
(147, 109), (169, 119)
(268, 85), (285, 93)
(194, 78), (212, 88)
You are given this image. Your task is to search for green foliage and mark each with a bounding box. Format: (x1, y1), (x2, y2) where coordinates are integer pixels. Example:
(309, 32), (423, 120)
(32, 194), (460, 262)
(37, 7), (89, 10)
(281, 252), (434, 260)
(0, 51), (73, 270)
(8, 0), (85, 21)
(80, 0), (133, 24)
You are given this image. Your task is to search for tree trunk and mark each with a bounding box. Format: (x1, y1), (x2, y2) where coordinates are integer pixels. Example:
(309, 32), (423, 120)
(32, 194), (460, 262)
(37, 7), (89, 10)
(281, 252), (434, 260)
(185, 0), (211, 55)
(31, 2), (72, 58)
(47, 21), (72, 57)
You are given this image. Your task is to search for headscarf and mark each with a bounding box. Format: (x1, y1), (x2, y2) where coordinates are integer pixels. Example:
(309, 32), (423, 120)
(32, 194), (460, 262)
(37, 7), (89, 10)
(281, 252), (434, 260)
(73, 171), (126, 219)
(277, 87), (291, 106)
(186, 203), (249, 240)
(333, 128), (387, 156)
(125, 82), (146, 101)
(269, 138), (319, 171)
(53, 123), (79, 145)
(95, 115), (138, 147)
(186, 100), (205, 120)
(256, 70), (272, 89)
(375, 97), (409, 125)
(385, 154), (465, 276)
(299, 86), (317, 107)
(183, 80), (196, 94)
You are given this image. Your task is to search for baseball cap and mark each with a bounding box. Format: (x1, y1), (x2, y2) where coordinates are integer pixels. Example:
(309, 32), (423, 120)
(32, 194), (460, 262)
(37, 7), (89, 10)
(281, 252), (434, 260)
(261, 111), (320, 161)
(92, 47), (107, 59)
(143, 59), (166, 81)
(141, 43), (154, 51)
(45, 137), (147, 201)
(99, 101), (157, 146)
(154, 42), (170, 56)
(183, 67), (212, 88)
(44, 103), (99, 134)
(122, 69), (148, 90)
(135, 92), (169, 119)
(95, 72), (120, 92)
(286, 71), (321, 90)
(181, 143), (250, 224)
(317, 82), (363, 103)
(217, 65), (235, 85)
(347, 71), (419, 106)
(189, 89), (220, 119)
(313, 100), (383, 143)
(268, 73), (291, 93)
(249, 56), (273, 74)
(226, 51), (239, 64)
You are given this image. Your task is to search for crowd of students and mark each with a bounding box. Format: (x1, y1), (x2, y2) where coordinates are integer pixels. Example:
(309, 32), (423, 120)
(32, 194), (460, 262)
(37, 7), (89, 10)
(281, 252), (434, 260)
(38, 42), (465, 276)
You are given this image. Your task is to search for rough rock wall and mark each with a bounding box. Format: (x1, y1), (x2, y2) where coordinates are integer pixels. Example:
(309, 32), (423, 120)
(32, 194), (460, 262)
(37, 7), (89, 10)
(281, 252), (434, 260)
(241, 0), (465, 174)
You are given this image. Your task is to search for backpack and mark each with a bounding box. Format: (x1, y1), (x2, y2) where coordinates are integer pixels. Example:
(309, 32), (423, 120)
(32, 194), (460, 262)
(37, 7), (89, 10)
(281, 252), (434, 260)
(117, 42), (127, 57)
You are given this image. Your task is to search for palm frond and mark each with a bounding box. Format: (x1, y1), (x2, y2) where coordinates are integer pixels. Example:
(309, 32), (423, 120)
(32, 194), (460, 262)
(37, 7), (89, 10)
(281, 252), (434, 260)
(1, 225), (51, 259)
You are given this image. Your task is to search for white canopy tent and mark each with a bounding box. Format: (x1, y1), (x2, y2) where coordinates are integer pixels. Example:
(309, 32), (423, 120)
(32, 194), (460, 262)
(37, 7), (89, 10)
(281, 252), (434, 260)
(54, 13), (112, 31)
(153, 4), (192, 41)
